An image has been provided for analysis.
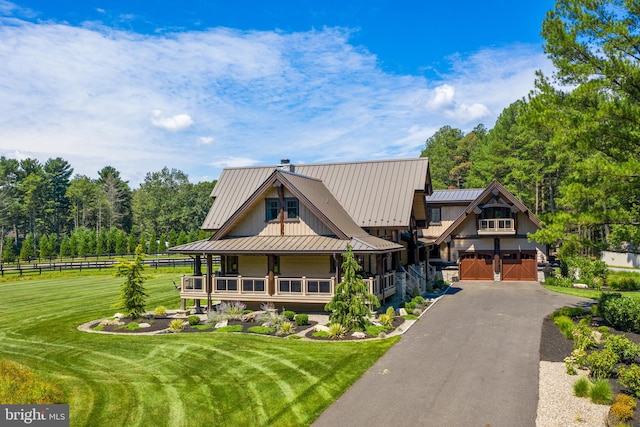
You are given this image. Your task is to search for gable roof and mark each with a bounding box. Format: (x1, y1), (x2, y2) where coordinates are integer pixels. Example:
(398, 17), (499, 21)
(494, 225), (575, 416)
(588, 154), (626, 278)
(202, 158), (431, 230)
(434, 180), (541, 245)
(212, 169), (368, 241)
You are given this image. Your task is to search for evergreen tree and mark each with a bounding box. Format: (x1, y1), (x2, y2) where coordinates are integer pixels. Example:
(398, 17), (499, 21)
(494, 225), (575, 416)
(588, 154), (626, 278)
(20, 234), (35, 261)
(115, 229), (128, 254)
(324, 245), (380, 331)
(2, 237), (15, 262)
(59, 236), (71, 257)
(39, 234), (51, 258)
(148, 230), (158, 254)
(158, 232), (167, 253)
(112, 244), (148, 318)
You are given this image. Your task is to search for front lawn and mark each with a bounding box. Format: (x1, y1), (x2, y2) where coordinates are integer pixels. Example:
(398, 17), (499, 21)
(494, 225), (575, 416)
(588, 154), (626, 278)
(0, 269), (398, 426)
(543, 284), (640, 301)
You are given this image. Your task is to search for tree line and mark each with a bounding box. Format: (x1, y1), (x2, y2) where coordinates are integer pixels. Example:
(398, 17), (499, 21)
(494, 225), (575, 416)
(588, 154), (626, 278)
(0, 158), (215, 262)
(421, 0), (640, 258)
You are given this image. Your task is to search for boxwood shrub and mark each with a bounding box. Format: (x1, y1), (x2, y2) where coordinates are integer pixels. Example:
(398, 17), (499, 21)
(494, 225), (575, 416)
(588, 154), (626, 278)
(600, 294), (640, 333)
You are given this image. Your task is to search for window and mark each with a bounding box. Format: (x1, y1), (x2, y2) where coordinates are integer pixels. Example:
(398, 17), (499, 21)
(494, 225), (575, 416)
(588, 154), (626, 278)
(286, 199), (299, 219)
(429, 207), (441, 224)
(225, 255), (238, 274)
(265, 198), (299, 221)
(265, 199), (279, 221)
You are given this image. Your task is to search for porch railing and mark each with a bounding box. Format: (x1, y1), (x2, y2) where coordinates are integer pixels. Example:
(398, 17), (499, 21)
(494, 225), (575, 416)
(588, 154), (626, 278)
(478, 218), (515, 234)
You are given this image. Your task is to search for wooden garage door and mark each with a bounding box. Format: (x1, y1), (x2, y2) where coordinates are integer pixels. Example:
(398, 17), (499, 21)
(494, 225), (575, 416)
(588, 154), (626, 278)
(460, 252), (494, 280)
(502, 252), (537, 281)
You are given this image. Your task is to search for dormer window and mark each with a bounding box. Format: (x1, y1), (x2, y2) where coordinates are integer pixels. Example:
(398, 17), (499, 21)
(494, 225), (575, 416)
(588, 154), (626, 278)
(265, 198), (299, 221)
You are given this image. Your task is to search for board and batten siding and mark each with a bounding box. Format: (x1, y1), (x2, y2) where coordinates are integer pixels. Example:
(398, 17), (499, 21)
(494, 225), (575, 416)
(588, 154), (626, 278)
(237, 255), (268, 277)
(230, 188), (333, 237)
(280, 255), (333, 278)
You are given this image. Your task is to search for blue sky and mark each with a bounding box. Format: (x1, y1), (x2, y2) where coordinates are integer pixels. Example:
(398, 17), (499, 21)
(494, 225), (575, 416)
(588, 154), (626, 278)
(0, 0), (556, 186)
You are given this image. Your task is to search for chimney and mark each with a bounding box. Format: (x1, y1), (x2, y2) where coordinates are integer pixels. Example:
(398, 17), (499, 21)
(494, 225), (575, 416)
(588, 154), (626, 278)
(278, 159), (294, 173)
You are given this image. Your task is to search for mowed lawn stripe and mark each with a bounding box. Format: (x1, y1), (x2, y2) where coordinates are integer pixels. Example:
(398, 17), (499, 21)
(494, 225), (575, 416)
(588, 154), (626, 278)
(0, 271), (398, 426)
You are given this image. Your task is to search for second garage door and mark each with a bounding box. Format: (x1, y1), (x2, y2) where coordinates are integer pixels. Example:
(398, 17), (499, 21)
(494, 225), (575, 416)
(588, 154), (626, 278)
(502, 251), (537, 281)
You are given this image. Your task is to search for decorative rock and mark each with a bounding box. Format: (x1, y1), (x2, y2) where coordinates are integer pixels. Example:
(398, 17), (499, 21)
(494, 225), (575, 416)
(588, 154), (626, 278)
(138, 323), (151, 328)
(399, 308), (408, 316)
(370, 320), (383, 327)
(113, 312), (125, 319)
(242, 311), (260, 322)
(352, 331), (366, 339)
(99, 319), (120, 326)
(314, 324), (330, 332)
(572, 283), (589, 289)
(215, 320), (228, 328)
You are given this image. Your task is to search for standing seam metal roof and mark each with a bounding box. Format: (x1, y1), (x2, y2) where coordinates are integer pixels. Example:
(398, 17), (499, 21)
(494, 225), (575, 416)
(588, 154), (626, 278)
(202, 158), (430, 230)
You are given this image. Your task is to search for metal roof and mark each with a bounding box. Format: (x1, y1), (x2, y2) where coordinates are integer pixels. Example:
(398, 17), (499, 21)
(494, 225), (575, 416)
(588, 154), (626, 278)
(169, 235), (403, 255)
(203, 158), (430, 230)
(434, 180), (542, 245)
(426, 188), (485, 203)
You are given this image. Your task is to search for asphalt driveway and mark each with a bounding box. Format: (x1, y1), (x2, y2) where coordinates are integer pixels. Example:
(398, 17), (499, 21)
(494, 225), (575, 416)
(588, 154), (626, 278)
(312, 281), (592, 427)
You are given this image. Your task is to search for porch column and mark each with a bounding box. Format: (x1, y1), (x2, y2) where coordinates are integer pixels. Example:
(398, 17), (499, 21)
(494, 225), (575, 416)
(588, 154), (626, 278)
(268, 255), (275, 296)
(206, 254), (213, 311)
(194, 255), (202, 276)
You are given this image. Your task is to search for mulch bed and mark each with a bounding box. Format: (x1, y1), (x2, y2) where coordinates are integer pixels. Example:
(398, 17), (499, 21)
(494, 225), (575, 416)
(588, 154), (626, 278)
(304, 316), (405, 341)
(92, 316), (174, 333)
(540, 312), (640, 426)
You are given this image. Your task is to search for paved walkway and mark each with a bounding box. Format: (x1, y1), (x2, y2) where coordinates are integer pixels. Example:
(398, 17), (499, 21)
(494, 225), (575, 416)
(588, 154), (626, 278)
(312, 281), (592, 427)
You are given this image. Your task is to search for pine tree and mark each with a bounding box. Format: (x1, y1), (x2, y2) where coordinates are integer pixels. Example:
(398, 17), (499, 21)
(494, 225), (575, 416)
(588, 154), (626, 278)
(20, 234), (35, 261)
(2, 237), (15, 262)
(112, 244), (148, 318)
(324, 245), (380, 331)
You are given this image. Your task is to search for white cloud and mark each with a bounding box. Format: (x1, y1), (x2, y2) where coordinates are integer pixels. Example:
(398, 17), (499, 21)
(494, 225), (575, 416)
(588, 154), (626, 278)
(151, 110), (194, 131)
(427, 84), (455, 109)
(0, 15), (553, 185)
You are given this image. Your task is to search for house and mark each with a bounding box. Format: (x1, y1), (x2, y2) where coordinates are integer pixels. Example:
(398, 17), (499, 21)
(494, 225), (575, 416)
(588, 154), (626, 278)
(422, 180), (546, 282)
(169, 158), (432, 311)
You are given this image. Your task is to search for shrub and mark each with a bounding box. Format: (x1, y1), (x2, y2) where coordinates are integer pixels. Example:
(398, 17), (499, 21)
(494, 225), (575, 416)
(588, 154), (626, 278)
(565, 349), (588, 375)
(327, 323), (346, 339)
(610, 401), (634, 423)
(169, 319), (185, 333)
(604, 334), (640, 364)
(248, 326), (275, 334)
(601, 295), (640, 333)
(243, 309), (253, 315)
(573, 377), (591, 397)
(294, 313), (309, 326)
(153, 306), (167, 316)
(187, 315), (201, 326)
(616, 393), (637, 410)
(403, 314), (419, 321)
(572, 322), (597, 351)
(554, 315), (575, 340)
(214, 325), (243, 333)
(378, 314), (393, 327)
(207, 310), (227, 325)
(282, 310), (295, 321)
(277, 322), (296, 335)
(118, 322), (139, 331)
(586, 348), (619, 379)
(0, 359), (65, 404)
(609, 277), (640, 291)
(404, 301), (416, 311)
(386, 306), (396, 318)
(619, 364), (640, 398)
(413, 308), (422, 316)
(312, 330), (329, 338)
(220, 301), (246, 320)
(589, 379), (613, 404)
(412, 295), (425, 305)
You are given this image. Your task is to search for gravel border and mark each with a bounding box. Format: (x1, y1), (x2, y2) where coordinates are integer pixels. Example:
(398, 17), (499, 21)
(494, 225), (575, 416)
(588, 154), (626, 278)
(536, 362), (609, 427)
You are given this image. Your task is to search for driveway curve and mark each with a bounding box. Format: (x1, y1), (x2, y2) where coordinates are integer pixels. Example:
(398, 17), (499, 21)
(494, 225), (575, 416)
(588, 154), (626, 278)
(313, 281), (592, 427)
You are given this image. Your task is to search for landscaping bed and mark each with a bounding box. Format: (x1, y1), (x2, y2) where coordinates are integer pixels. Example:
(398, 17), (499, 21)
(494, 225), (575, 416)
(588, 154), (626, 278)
(542, 300), (640, 426)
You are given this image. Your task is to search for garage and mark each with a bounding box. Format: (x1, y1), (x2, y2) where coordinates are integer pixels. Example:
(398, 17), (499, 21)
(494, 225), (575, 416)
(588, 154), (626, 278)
(502, 251), (537, 281)
(459, 252), (493, 280)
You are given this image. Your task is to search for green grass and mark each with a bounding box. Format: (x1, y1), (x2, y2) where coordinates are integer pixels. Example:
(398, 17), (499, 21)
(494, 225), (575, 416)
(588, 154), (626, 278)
(0, 270), (397, 426)
(543, 284), (640, 301)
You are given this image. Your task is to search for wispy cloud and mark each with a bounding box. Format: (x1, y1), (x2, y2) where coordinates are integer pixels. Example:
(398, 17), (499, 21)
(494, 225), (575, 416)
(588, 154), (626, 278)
(0, 12), (553, 185)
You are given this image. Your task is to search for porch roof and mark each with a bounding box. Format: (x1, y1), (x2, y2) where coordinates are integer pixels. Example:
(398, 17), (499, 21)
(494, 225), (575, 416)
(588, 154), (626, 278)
(169, 235), (403, 255)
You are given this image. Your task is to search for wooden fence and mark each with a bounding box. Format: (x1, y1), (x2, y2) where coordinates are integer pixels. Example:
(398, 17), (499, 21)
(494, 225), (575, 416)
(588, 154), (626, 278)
(0, 256), (221, 277)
